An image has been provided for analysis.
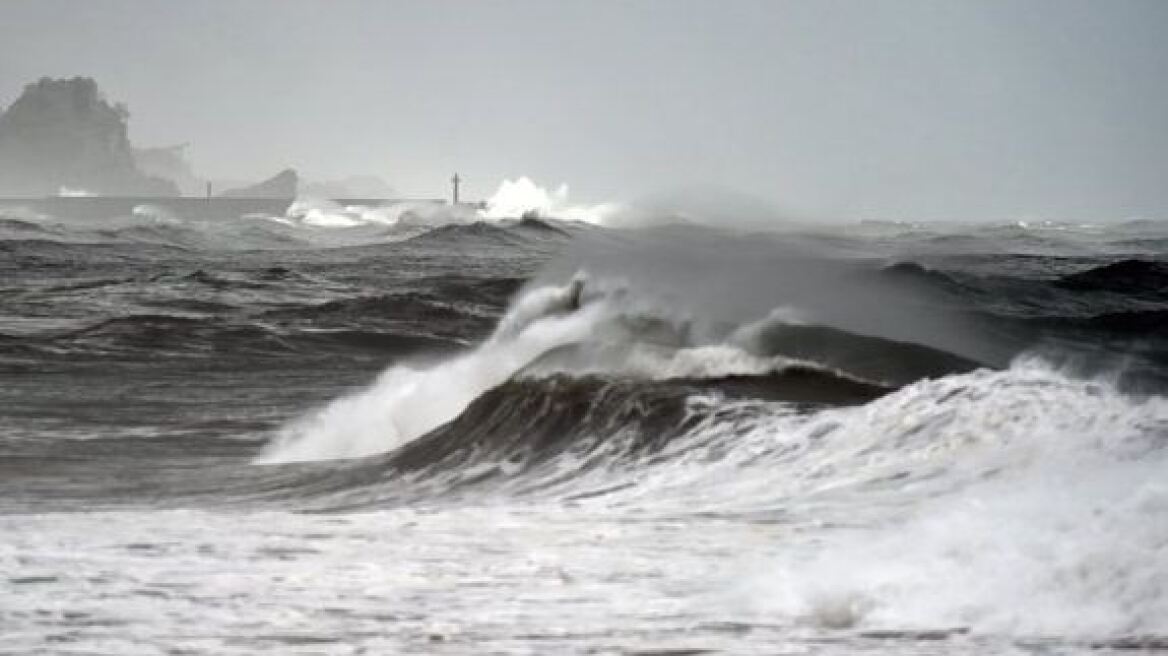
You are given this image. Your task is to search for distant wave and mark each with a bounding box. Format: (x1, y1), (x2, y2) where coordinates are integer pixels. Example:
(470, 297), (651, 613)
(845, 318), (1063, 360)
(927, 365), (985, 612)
(401, 219), (579, 251)
(879, 260), (967, 291)
(148, 268), (315, 291)
(57, 315), (298, 356)
(404, 221), (533, 247)
(730, 315), (983, 387)
(1054, 258), (1168, 296)
(0, 217), (53, 235)
(259, 292), (499, 343)
(1072, 309), (1168, 335)
(25, 314), (463, 359)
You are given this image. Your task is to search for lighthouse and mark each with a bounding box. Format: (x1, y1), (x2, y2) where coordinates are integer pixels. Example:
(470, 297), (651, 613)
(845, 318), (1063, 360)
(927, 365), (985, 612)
(451, 173), (461, 205)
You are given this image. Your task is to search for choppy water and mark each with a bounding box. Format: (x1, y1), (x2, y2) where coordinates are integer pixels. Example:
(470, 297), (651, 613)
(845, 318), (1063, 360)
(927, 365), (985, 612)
(2, 198), (1167, 654)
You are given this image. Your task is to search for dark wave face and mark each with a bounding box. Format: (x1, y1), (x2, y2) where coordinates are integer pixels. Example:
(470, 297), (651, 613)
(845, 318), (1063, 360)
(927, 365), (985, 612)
(3, 201), (1168, 652)
(1053, 259), (1168, 296)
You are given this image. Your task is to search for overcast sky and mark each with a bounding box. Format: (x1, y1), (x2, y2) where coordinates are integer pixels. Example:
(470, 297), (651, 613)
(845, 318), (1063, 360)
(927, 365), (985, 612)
(2, 0), (1166, 220)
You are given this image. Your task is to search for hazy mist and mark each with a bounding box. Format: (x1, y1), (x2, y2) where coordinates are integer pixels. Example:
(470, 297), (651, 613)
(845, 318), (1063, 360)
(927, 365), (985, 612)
(2, 0), (1167, 220)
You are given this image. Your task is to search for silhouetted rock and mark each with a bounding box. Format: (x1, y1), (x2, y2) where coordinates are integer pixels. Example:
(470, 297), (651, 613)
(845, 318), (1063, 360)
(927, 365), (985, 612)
(0, 77), (178, 196)
(219, 169), (298, 198)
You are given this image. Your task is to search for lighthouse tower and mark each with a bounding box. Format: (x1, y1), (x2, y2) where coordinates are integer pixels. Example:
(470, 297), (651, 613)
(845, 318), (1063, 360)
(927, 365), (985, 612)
(451, 173), (461, 205)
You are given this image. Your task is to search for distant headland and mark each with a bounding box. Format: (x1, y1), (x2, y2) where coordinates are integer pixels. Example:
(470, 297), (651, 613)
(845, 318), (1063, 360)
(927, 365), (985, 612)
(0, 77), (396, 201)
(0, 77), (177, 197)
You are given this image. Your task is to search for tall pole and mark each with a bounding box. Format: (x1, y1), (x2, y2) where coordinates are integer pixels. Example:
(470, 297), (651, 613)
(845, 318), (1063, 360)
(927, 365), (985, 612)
(451, 173), (461, 205)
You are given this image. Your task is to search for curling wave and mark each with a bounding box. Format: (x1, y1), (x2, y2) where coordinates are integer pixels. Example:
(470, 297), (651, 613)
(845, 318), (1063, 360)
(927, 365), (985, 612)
(258, 275), (985, 463)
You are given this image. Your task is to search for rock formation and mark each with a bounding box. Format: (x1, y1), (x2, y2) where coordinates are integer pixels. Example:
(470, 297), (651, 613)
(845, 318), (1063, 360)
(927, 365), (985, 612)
(219, 168), (298, 198)
(0, 77), (178, 196)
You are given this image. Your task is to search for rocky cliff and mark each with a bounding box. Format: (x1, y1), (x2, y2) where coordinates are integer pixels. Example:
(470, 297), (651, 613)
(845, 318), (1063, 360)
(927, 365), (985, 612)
(0, 77), (178, 196)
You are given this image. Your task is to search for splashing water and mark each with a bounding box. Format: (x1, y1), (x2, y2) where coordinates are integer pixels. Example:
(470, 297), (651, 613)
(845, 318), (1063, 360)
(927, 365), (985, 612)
(727, 359), (1168, 640)
(479, 176), (621, 224)
(278, 197), (478, 230)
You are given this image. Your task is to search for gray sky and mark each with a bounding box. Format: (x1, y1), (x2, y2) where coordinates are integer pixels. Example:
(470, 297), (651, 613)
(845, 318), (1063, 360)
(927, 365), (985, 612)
(2, 0), (1166, 220)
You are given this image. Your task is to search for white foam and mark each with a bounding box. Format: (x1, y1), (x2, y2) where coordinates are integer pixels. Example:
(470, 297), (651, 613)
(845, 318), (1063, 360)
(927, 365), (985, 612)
(260, 279), (1168, 644)
(282, 197), (477, 230)
(478, 176), (621, 225)
(718, 358), (1168, 640)
(131, 204), (183, 225)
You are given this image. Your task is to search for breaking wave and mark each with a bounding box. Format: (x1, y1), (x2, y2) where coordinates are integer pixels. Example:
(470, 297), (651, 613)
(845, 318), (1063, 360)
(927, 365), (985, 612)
(751, 359), (1168, 641)
(479, 176), (621, 225)
(258, 273), (985, 463)
(5, 192), (1167, 647)
(246, 253), (1168, 644)
(256, 315), (1168, 643)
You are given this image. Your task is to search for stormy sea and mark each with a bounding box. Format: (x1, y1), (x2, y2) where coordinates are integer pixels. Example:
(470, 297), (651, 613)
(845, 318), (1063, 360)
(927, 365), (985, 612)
(2, 196), (1167, 655)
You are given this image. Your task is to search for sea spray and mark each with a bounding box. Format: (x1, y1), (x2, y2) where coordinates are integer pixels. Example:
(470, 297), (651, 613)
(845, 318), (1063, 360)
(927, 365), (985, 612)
(724, 358), (1168, 640)
(257, 270), (990, 464)
(257, 280), (608, 463)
